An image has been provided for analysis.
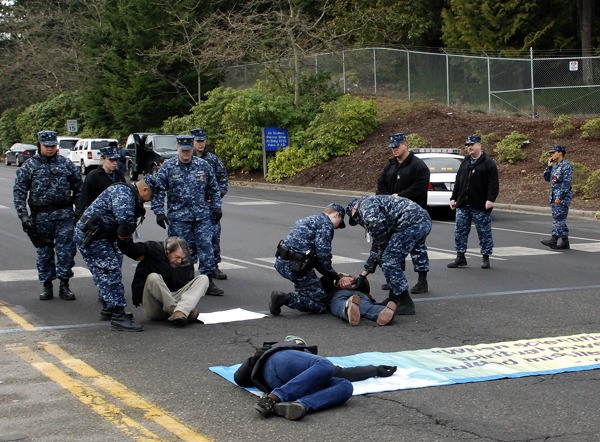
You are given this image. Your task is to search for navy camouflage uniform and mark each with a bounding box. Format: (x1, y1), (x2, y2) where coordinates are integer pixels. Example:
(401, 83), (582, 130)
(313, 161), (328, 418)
(74, 183), (144, 309)
(275, 213), (340, 313)
(450, 152), (499, 256)
(196, 148), (228, 266)
(544, 158), (572, 239)
(152, 156), (221, 275)
(13, 148), (82, 286)
(350, 195), (432, 296)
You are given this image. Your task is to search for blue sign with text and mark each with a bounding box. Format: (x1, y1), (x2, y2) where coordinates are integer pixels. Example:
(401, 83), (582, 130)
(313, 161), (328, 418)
(263, 127), (289, 152)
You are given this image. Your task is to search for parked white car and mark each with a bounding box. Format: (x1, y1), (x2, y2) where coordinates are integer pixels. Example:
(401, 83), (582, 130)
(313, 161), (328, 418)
(57, 136), (79, 159)
(413, 149), (464, 207)
(69, 138), (118, 174)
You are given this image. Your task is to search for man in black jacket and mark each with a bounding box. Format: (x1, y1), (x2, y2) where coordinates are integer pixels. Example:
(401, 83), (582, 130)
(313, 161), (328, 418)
(234, 336), (397, 420)
(118, 236), (208, 326)
(448, 135), (500, 269)
(376, 132), (431, 294)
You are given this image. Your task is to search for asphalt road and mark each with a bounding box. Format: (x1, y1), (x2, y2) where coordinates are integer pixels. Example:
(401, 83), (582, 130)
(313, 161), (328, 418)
(1, 164), (599, 442)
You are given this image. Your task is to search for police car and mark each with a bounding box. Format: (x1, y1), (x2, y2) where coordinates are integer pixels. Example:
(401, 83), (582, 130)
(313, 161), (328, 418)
(413, 148), (464, 207)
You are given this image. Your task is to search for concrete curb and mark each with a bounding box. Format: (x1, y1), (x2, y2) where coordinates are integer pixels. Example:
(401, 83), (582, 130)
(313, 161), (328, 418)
(230, 180), (599, 220)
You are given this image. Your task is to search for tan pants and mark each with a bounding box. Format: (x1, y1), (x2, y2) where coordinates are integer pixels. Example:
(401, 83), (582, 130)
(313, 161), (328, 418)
(142, 273), (208, 320)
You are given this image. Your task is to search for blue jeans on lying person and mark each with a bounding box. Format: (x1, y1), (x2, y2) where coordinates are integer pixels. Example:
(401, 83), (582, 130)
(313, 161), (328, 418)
(330, 290), (386, 322)
(261, 350), (353, 412)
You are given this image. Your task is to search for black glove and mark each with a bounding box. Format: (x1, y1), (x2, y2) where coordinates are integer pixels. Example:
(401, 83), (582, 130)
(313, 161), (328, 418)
(21, 214), (34, 232)
(352, 274), (366, 290)
(376, 365), (397, 377)
(156, 214), (168, 229)
(211, 207), (222, 222)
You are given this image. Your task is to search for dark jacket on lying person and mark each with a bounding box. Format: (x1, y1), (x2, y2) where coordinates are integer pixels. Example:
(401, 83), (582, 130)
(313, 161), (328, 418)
(234, 341), (396, 393)
(118, 237), (194, 306)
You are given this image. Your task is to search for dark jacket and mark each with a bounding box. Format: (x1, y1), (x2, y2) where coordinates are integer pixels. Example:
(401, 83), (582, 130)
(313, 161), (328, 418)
(376, 152), (430, 209)
(451, 153), (499, 211)
(80, 167), (126, 210)
(233, 341), (386, 393)
(118, 238), (194, 306)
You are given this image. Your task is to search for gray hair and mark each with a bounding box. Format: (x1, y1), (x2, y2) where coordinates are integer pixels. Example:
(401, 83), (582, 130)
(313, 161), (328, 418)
(164, 237), (190, 257)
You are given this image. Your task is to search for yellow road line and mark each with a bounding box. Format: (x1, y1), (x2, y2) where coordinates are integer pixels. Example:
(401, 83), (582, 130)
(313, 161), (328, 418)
(42, 343), (210, 442)
(0, 301), (37, 331)
(8, 345), (161, 441)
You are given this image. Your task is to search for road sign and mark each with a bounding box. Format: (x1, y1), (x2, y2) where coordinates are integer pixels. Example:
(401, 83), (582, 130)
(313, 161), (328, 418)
(262, 127), (289, 152)
(66, 119), (78, 133)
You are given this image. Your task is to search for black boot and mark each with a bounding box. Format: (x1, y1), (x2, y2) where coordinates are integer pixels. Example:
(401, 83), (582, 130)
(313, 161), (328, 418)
(58, 279), (76, 300)
(554, 237), (570, 250)
(40, 282), (53, 300)
(213, 265), (227, 280)
(206, 276), (224, 296)
(447, 253), (467, 268)
(269, 291), (290, 316)
(541, 235), (558, 248)
(481, 254), (490, 269)
(394, 290), (416, 315)
(410, 271), (428, 294)
(110, 309), (143, 332)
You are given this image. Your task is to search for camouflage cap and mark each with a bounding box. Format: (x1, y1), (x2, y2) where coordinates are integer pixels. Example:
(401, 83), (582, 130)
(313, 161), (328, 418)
(143, 174), (162, 195)
(284, 335), (307, 346)
(388, 132), (407, 148)
(549, 145), (566, 154)
(176, 135), (194, 150)
(38, 130), (58, 146)
(326, 202), (346, 229)
(99, 146), (121, 160)
(465, 135), (482, 145)
(346, 197), (361, 226)
(190, 128), (207, 141)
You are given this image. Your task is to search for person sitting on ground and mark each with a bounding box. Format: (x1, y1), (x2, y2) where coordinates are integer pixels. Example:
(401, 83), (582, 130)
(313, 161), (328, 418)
(117, 235), (209, 326)
(233, 336), (397, 421)
(322, 274), (396, 327)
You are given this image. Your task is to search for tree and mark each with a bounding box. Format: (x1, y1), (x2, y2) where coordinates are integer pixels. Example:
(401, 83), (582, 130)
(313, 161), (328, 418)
(441, 0), (579, 53)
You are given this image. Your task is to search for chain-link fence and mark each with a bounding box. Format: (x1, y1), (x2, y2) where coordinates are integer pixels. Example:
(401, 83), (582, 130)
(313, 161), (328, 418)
(223, 48), (600, 118)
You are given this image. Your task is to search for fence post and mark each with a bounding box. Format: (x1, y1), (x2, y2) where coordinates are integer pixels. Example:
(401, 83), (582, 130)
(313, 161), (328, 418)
(486, 54), (492, 114)
(445, 51), (450, 107)
(530, 47), (535, 119)
(407, 50), (411, 100)
(342, 51), (346, 93)
(373, 48), (377, 95)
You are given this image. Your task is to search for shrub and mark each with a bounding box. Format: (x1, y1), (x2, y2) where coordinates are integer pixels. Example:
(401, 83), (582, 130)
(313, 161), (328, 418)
(583, 169), (600, 199)
(495, 131), (529, 164)
(407, 133), (428, 149)
(551, 114), (576, 136)
(580, 117), (600, 139)
(267, 146), (324, 182)
(570, 161), (592, 196)
(482, 132), (502, 145)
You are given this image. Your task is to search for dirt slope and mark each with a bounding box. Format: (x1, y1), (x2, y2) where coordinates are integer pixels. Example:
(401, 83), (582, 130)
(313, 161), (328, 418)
(235, 97), (600, 213)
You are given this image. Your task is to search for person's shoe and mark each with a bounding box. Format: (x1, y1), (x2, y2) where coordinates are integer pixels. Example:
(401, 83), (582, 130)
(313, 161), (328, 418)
(100, 307), (113, 321)
(553, 237), (570, 250)
(395, 290), (416, 315)
(58, 280), (76, 300)
(254, 395), (276, 418)
(167, 310), (188, 327)
(541, 235), (558, 248)
(273, 402), (307, 420)
(376, 301), (396, 326)
(344, 294), (361, 326)
(188, 309), (200, 323)
(410, 272), (428, 294)
(447, 253), (467, 268)
(481, 254), (491, 269)
(269, 291), (290, 316)
(381, 283), (390, 291)
(110, 313), (143, 332)
(39, 282), (53, 301)
(206, 281), (224, 296)
(213, 266), (227, 280)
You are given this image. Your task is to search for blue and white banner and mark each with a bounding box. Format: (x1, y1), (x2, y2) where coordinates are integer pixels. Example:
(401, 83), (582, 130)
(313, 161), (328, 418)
(210, 333), (600, 396)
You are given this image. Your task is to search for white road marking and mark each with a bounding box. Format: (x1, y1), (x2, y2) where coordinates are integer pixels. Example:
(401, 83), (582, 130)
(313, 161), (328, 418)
(491, 246), (558, 256)
(215, 262), (245, 270)
(0, 266), (91, 282)
(570, 242), (600, 252)
(0, 205), (8, 209)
